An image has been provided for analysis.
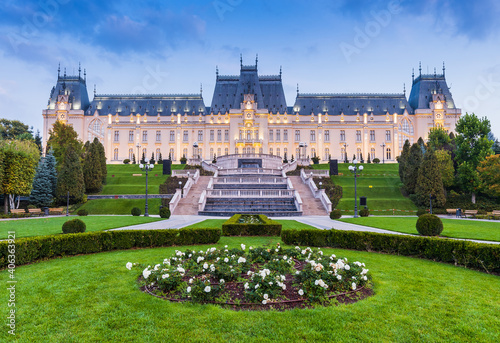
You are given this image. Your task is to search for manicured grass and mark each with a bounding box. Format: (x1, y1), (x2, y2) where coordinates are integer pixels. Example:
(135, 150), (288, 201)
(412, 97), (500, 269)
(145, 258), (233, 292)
(101, 164), (185, 195)
(338, 217), (500, 242)
(73, 198), (163, 215)
(0, 216), (163, 239)
(314, 163), (417, 215)
(1, 237), (498, 342)
(183, 219), (319, 230)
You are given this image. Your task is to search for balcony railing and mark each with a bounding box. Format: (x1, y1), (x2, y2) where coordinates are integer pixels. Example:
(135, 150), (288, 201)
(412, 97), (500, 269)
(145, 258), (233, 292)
(206, 189), (295, 198)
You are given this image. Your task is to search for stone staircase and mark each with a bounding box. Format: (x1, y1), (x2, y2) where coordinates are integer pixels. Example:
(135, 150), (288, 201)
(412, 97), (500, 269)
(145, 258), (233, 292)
(172, 176), (211, 215)
(288, 176), (328, 215)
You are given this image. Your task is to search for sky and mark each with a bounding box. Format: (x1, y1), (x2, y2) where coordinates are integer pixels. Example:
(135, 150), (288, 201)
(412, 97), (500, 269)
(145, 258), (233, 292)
(0, 0), (500, 137)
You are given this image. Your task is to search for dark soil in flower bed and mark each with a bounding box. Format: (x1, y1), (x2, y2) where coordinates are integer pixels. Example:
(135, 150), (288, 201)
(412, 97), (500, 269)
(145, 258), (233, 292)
(139, 259), (374, 311)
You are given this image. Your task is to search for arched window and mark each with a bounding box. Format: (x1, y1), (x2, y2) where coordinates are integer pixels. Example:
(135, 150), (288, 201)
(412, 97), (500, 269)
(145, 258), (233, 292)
(129, 149), (133, 160)
(370, 148), (375, 160)
(277, 148), (281, 157)
(113, 148), (118, 160)
(325, 148), (330, 160)
(169, 148), (175, 161)
(311, 148), (316, 158)
(88, 119), (103, 142)
(217, 148), (221, 157)
(341, 148), (346, 161)
(210, 148), (214, 158)
(156, 148), (160, 161)
(357, 148), (361, 160)
(224, 147), (228, 155)
(183, 148), (188, 158)
(269, 148), (273, 155)
(235, 147), (239, 154)
(386, 148), (391, 160)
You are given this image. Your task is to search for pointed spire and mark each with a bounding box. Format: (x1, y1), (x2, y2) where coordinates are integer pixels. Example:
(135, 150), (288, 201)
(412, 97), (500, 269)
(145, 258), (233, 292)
(240, 54), (242, 68)
(58, 63), (60, 78)
(297, 83), (299, 96)
(200, 83), (203, 96)
(84, 68), (86, 82)
(434, 67), (437, 77)
(216, 65), (219, 80)
(94, 84), (96, 97)
(412, 68), (414, 82)
(279, 65), (282, 79)
(78, 62), (81, 78)
(64, 67), (66, 78)
(442, 61), (445, 76)
(255, 53), (258, 67)
(403, 83), (406, 96)
(419, 61), (422, 76)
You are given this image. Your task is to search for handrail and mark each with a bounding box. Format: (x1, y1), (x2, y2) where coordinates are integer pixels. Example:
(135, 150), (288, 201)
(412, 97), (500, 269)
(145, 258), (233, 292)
(198, 190), (207, 211)
(169, 189), (182, 213)
(294, 190), (303, 212)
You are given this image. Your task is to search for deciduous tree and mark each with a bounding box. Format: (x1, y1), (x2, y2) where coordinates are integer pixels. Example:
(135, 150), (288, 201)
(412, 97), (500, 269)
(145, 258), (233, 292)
(56, 145), (85, 204)
(434, 149), (454, 188)
(46, 121), (83, 170)
(415, 150), (446, 208)
(477, 154), (500, 198)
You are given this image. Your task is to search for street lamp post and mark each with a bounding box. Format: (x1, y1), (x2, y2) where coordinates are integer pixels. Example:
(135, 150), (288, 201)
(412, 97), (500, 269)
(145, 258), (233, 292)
(139, 162), (154, 216)
(348, 159), (364, 218)
(380, 143), (386, 164)
(179, 181), (183, 198)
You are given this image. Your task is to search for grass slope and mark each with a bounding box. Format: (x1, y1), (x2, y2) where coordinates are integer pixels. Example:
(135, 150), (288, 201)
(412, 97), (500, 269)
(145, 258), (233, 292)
(338, 217), (500, 242)
(314, 163), (417, 215)
(0, 216), (162, 239)
(184, 219), (319, 230)
(73, 198), (163, 216)
(1, 237), (498, 342)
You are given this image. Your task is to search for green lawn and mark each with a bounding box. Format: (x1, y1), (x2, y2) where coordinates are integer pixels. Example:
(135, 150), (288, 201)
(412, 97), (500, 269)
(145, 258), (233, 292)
(338, 217), (500, 242)
(314, 163), (417, 215)
(73, 198), (164, 216)
(0, 216), (163, 239)
(1, 237), (498, 342)
(183, 219), (319, 230)
(100, 164), (185, 195)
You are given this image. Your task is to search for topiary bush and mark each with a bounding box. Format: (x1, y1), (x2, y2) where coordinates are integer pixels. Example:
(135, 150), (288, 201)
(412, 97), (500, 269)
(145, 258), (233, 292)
(330, 209), (342, 219)
(159, 207), (170, 219)
(416, 209), (427, 217)
(62, 219), (86, 234)
(131, 207), (141, 216)
(359, 208), (369, 217)
(77, 209), (89, 216)
(416, 214), (443, 236)
(372, 158), (380, 164)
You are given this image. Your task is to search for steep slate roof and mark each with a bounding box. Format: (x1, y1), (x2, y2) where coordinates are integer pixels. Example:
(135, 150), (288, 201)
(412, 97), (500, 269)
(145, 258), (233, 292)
(293, 94), (412, 115)
(408, 73), (456, 110)
(48, 74), (90, 111)
(86, 94), (206, 116)
(210, 64), (287, 114)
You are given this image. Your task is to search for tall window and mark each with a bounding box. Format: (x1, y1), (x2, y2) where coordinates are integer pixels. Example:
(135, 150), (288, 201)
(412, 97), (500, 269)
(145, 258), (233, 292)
(156, 130), (161, 141)
(310, 130), (316, 142)
(224, 147), (228, 155)
(210, 148), (214, 158)
(284, 148), (287, 158)
(235, 147), (239, 154)
(341, 148), (346, 161)
(277, 148), (281, 157)
(217, 130), (222, 141)
(311, 148), (316, 157)
(114, 148), (118, 160)
(371, 148), (375, 160)
(295, 130), (300, 141)
(156, 148), (160, 160)
(198, 130), (203, 141)
(183, 148), (188, 158)
(128, 148), (133, 160)
(296, 148), (300, 159)
(239, 130), (243, 140)
(386, 148), (391, 160)
(114, 130), (119, 142)
(356, 130), (361, 142)
(269, 130), (274, 141)
(217, 148), (221, 157)
(340, 130), (345, 141)
(370, 130), (375, 141)
(183, 130), (188, 142)
(224, 130), (229, 141)
(324, 130), (330, 142)
(357, 148), (361, 160)
(283, 130), (288, 141)
(325, 148), (330, 160)
(142, 130), (147, 142)
(142, 148), (147, 158)
(269, 148), (273, 155)
(276, 130), (281, 141)
(170, 130), (175, 142)
(169, 148), (175, 160)
(246, 130), (251, 140)
(386, 130), (391, 141)
(210, 130), (214, 142)
(129, 130), (134, 142)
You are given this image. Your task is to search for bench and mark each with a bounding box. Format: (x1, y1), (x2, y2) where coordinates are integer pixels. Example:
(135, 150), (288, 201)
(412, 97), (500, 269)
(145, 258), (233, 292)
(488, 210), (500, 220)
(10, 209), (26, 217)
(463, 210), (478, 218)
(28, 208), (42, 216)
(446, 209), (456, 215)
(49, 208), (65, 215)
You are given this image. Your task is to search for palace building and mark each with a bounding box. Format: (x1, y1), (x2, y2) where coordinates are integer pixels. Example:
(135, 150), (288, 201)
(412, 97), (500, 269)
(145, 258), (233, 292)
(42, 59), (461, 164)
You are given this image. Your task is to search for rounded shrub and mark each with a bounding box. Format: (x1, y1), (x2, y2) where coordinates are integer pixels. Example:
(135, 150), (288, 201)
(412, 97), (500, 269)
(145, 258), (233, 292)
(416, 214), (443, 236)
(359, 208), (369, 217)
(416, 208), (427, 217)
(62, 219), (86, 234)
(131, 207), (141, 216)
(159, 207), (171, 219)
(330, 209), (342, 219)
(27, 204), (37, 210)
(77, 209), (89, 216)
(123, 158), (130, 164)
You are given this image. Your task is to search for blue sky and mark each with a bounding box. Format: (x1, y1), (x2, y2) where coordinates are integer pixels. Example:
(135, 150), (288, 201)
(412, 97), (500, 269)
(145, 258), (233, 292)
(1, 0), (500, 137)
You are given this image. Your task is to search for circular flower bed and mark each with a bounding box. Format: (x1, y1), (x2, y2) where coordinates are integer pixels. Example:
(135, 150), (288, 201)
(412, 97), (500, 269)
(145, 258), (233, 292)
(127, 244), (373, 310)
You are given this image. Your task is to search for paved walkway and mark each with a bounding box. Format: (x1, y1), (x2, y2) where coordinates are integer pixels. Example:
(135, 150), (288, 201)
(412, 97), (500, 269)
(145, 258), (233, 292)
(110, 214), (499, 245)
(289, 176), (328, 215)
(173, 176), (211, 215)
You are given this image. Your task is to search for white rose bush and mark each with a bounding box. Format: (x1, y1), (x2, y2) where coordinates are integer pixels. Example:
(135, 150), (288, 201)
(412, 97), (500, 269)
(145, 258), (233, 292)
(126, 243), (372, 309)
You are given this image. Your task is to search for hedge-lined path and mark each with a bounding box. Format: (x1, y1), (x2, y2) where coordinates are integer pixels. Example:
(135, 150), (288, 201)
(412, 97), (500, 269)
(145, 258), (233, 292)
(108, 215), (217, 231)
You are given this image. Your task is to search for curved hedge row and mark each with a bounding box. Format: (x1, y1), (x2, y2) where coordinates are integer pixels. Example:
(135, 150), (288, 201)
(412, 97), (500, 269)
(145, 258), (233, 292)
(281, 229), (500, 274)
(0, 228), (221, 269)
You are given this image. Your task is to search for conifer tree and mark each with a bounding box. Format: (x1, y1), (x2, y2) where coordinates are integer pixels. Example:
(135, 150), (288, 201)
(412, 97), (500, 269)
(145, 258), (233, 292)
(417, 137), (427, 156)
(30, 157), (54, 207)
(404, 143), (423, 194)
(290, 154), (294, 162)
(56, 145), (85, 204)
(94, 138), (107, 183)
(157, 153), (163, 164)
(150, 152), (155, 164)
(132, 153), (136, 164)
(83, 140), (103, 193)
(45, 149), (58, 196)
(415, 149), (446, 208)
(141, 152), (146, 164)
(398, 140), (411, 183)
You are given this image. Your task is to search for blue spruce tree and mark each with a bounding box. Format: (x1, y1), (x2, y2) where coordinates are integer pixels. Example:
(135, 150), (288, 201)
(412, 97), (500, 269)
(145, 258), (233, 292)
(30, 157), (54, 207)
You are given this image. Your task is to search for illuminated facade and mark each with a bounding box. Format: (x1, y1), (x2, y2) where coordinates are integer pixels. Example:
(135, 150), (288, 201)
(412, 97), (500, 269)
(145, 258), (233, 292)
(42, 61), (461, 164)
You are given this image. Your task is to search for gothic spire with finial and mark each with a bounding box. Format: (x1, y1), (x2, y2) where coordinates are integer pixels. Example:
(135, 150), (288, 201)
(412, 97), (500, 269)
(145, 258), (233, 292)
(240, 54), (242, 68)
(279, 65), (282, 79)
(403, 83), (406, 96)
(419, 61), (422, 76)
(296, 83), (299, 96)
(412, 68), (414, 83)
(255, 53), (258, 67)
(78, 62), (81, 78)
(58, 63), (60, 78)
(64, 67), (66, 78)
(442, 61), (445, 77)
(94, 84), (96, 97)
(84, 68), (86, 83)
(200, 83), (203, 96)
(216, 65), (219, 80)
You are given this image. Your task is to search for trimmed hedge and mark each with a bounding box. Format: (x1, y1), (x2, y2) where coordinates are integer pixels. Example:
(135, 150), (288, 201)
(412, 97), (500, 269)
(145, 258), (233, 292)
(0, 228), (221, 269)
(222, 214), (282, 236)
(281, 229), (500, 274)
